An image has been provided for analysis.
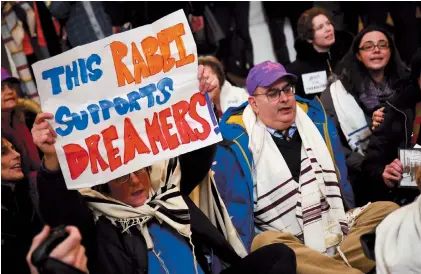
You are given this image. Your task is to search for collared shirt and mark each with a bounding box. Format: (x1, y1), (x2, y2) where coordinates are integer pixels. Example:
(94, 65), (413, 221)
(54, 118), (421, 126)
(267, 123), (297, 140)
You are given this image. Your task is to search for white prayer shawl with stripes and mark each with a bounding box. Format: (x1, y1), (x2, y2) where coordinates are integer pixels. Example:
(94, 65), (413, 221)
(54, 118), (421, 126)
(330, 80), (371, 156)
(243, 104), (349, 253)
(80, 159), (191, 251)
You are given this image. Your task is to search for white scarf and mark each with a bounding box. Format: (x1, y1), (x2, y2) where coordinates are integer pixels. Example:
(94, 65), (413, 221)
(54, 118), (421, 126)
(80, 159), (191, 250)
(243, 104), (348, 253)
(80, 157), (247, 271)
(375, 196), (421, 274)
(330, 80), (371, 155)
(220, 81), (249, 113)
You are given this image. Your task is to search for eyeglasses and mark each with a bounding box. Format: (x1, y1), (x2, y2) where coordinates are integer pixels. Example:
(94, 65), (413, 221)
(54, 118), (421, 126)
(115, 168), (148, 184)
(254, 85), (295, 102)
(359, 40), (389, 52)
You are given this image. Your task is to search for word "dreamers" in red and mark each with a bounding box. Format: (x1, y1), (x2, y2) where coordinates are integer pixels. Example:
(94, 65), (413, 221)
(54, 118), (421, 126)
(63, 93), (211, 180)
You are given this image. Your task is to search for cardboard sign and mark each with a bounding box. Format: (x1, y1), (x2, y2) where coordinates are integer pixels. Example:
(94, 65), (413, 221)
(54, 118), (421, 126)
(32, 10), (222, 189)
(302, 71), (328, 94)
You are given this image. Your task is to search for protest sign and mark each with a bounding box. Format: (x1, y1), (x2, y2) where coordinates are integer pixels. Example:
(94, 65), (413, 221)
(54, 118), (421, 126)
(32, 10), (222, 189)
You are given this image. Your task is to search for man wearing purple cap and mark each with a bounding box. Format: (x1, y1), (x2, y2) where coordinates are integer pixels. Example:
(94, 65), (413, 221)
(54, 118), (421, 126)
(212, 61), (399, 273)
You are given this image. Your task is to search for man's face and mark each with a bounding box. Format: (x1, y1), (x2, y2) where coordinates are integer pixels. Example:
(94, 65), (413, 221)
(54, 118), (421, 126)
(249, 78), (296, 130)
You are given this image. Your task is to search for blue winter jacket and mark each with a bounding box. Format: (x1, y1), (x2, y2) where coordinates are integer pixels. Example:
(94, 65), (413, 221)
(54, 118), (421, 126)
(212, 96), (355, 251)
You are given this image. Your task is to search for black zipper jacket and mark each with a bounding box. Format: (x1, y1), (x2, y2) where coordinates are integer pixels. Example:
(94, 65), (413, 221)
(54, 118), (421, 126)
(362, 80), (421, 204)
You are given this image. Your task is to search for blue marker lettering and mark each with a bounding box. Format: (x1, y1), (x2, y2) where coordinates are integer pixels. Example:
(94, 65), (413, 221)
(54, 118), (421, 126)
(156, 77), (173, 105)
(42, 66), (65, 95)
(55, 106), (74, 136)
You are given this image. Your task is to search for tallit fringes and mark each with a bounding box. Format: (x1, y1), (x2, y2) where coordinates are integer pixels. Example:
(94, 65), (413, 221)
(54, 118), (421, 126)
(152, 248), (170, 274)
(187, 232), (199, 274)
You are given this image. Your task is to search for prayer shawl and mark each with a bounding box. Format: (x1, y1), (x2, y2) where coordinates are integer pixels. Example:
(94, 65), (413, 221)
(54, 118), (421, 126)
(80, 158), (247, 269)
(330, 80), (371, 156)
(243, 104), (349, 253)
(80, 159), (192, 250)
(81, 159), (198, 273)
(375, 196), (421, 274)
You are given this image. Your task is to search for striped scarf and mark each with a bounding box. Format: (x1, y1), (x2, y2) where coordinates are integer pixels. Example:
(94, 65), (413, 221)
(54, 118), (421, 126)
(330, 80), (371, 156)
(1, 2), (38, 100)
(80, 159), (192, 251)
(243, 104), (348, 253)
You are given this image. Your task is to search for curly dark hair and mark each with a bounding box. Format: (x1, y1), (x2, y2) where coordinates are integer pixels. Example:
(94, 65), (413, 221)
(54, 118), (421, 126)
(297, 7), (333, 41)
(334, 25), (408, 97)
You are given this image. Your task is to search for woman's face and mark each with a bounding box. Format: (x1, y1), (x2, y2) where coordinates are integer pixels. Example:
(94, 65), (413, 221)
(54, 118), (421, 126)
(1, 83), (18, 111)
(108, 168), (151, 207)
(357, 31), (391, 71)
(311, 14), (335, 51)
(1, 138), (24, 181)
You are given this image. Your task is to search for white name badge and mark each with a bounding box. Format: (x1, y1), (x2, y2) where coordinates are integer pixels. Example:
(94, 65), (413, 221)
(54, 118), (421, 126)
(302, 71), (328, 94)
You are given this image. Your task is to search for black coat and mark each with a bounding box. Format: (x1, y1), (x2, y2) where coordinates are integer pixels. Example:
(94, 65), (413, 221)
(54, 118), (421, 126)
(362, 81), (421, 204)
(286, 31), (353, 100)
(1, 180), (43, 274)
(37, 145), (244, 274)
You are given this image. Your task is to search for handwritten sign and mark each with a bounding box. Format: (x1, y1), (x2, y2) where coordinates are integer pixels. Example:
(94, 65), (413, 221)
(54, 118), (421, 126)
(32, 10), (222, 189)
(302, 71), (328, 94)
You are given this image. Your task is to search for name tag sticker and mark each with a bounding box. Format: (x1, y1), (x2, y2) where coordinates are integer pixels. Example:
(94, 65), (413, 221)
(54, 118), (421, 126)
(302, 71), (328, 94)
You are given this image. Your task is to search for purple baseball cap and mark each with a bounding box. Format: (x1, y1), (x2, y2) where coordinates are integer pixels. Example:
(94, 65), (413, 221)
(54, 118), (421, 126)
(1, 68), (19, 83)
(246, 61), (297, 95)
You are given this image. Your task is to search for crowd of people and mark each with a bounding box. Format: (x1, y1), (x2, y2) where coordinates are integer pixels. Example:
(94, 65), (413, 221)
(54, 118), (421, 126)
(2, 2), (421, 274)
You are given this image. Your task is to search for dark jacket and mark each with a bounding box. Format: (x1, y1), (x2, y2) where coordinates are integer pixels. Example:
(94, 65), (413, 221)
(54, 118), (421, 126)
(103, 1), (206, 28)
(286, 31), (353, 100)
(362, 81), (421, 204)
(37, 145), (245, 274)
(2, 179), (43, 274)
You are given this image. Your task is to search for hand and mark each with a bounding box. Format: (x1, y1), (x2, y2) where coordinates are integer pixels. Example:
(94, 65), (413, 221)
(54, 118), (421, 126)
(32, 113), (60, 171)
(32, 113), (57, 156)
(372, 107), (385, 131)
(382, 159), (403, 188)
(27, 226), (88, 274)
(112, 26), (121, 34)
(197, 65), (219, 95)
(191, 16), (204, 32)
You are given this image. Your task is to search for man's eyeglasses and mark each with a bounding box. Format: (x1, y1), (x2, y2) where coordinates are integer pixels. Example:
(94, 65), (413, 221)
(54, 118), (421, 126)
(359, 40), (389, 52)
(254, 85), (295, 102)
(115, 168), (148, 184)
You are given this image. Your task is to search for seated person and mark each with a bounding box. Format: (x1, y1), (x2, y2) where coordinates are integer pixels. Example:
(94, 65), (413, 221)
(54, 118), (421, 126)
(213, 60), (399, 274)
(33, 66), (297, 274)
(27, 226), (88, 274)
(320, 26), (408, 205)
(362, 48), (421, 204)
(198, 56), (249, 119)
(286, 7), (353, 100)
(2, 137), (43, 274)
